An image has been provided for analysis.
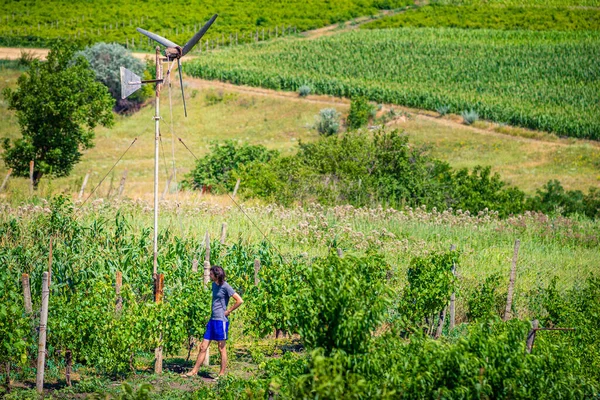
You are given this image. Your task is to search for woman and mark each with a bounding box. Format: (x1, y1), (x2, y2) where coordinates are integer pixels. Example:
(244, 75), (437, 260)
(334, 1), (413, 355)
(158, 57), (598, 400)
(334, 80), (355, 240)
(184, 265), (243, 378)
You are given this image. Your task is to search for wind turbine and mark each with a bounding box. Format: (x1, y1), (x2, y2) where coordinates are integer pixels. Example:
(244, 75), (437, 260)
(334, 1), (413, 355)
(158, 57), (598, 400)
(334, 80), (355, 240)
(118, 15), (217, 374)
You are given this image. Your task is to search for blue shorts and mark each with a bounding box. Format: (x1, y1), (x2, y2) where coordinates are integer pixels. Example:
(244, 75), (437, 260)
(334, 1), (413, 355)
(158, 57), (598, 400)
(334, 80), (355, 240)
(204, 319), (229, 341)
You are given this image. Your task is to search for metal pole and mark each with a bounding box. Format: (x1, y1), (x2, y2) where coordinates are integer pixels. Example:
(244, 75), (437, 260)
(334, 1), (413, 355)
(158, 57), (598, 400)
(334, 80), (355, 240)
(153, 46), (161, 278)
(153, 46), (163, 375)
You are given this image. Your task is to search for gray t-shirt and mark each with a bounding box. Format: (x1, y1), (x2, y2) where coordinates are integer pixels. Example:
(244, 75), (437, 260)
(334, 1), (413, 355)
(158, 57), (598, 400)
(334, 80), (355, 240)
(211, 282), (236, 321)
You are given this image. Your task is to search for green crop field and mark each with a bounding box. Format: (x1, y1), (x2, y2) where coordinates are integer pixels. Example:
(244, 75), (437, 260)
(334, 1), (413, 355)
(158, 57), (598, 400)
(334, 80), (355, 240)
(1, 198), (599, 398)
(185, 28), (600, 140)
(0, 0), (412, 49)
(361, 5), (600, 31)
(431, 0), (600, 6)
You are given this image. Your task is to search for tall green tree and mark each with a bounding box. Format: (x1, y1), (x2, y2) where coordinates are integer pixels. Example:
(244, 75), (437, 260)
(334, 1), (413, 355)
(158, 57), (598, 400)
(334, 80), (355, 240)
(2, 43), (114, 186)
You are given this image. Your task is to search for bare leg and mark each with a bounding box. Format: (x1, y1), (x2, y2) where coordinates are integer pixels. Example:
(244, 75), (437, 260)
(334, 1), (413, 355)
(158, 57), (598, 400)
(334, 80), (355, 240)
(185, 339), (210, 376)
(218, 340), (227, 376)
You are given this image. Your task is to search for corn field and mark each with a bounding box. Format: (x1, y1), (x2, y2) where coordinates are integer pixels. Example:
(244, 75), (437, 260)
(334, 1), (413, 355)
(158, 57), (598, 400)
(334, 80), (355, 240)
(186, 28), (600, 140)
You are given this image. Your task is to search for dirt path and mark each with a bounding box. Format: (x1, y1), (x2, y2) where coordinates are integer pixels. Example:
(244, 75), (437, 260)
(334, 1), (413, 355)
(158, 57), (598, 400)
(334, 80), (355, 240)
(0, 47), (153, 61)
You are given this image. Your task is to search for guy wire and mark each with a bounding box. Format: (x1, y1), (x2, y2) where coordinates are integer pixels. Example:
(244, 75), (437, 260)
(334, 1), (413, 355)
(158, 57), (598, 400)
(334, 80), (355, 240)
(76, 137), (138, 214)
(177, 137), (289, 264)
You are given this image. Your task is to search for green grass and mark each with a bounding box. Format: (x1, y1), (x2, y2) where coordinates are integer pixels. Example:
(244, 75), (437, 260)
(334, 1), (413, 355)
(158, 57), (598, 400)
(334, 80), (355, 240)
(185, 28), (600, 140)
(0, 0), (413, 50)
(361, 5), (600, 31)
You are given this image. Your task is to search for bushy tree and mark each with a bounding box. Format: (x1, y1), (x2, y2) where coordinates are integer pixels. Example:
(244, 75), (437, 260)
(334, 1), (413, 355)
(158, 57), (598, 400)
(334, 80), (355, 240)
(347, 96), (375, 130)
(76, 42), (152, 113)
(187, 140), (278, 193)
(2, 43), (114, 185)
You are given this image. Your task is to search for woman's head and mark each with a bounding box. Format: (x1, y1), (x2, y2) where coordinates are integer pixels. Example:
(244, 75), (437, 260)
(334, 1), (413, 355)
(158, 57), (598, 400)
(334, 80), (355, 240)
(210, 265), (226, 285)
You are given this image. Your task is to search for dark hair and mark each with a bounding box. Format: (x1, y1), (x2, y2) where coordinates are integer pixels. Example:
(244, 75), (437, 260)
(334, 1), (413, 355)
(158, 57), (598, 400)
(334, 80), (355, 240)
(210, 265), (226, 285)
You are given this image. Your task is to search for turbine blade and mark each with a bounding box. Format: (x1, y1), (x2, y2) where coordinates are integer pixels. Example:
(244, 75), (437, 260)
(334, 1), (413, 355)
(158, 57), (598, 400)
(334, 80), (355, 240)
(178, 59), (188, 117)
(136, 28), (179, 48)
(181, 14), (218, 56)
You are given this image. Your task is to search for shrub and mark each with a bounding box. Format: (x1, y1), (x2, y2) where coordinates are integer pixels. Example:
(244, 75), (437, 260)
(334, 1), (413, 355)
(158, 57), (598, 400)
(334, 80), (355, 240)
(398, 251), (457, 332)
(347, 96), (375, 130)
(76, 42), (152, 113)
(298, 85), (311, 97)
(467, 273), (504, 321)
(436, 104), (450, 116)
(461, 109), (479, 125)
(316, 108), (341, 136)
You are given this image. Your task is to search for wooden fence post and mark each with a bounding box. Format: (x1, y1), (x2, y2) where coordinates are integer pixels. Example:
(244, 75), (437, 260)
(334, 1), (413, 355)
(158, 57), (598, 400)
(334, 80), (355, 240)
(503, 239), (520, 321)
(21, 273), (32, 314)
(220, 223), (227, 245)
(0, 168), (12, 192)
(192, 259), (198, 273)
(78, 171), (90, 200)
(336, 248), (343, 257)
(36, 272), (49, 394)
(232, 178), (240, 199)
(115, 271), (123, 313)
(526, 319), (539, 353)
(449, 244), (457, 329)
(254, 259), (261, 286)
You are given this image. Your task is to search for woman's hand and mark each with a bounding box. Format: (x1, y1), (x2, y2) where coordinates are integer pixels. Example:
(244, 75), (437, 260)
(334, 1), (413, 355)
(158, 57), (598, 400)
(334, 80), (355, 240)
(225, 293), (244, 317)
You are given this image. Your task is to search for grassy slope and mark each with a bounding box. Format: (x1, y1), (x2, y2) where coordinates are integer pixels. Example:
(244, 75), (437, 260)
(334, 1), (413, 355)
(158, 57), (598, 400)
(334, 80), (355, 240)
(0, 63), (599, 198)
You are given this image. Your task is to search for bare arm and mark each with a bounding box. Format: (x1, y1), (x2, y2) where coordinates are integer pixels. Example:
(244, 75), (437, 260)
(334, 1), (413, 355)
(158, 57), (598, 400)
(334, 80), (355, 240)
(224, 293), (243, 317)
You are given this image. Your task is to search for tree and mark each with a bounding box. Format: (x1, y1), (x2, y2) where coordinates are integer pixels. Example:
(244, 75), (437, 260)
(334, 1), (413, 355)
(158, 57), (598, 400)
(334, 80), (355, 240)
(76, 42), (152, 113)
(2, 43), (114, 186)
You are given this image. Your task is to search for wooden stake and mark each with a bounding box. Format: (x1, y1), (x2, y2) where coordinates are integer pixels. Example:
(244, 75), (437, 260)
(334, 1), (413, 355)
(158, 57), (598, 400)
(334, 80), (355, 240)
(78, 171), (90, 200)
(435, 307), (447, 339)
(115, 271), (123, 313)
(449, 244), (457, 329)
(160, 171), (174, 201)
(21, 273), (32, 314)
(0, 168), (12, 192)
(336, 248), (343, 257)
(232, 178), (241, 199)
(65, 350), (72, 386)
(204, 232), (211, 263)
(254, 259), (261, 286)
(29, 160), (34, 193)
(526, 319), (539, 353)
(48, 238), (53, 288)
(220, 223), (227, 245)
(36, 272), (49, 394)
(192, 259), (198, 273)
(117, 170), (128, 199)
(504, 239), (520, 321)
